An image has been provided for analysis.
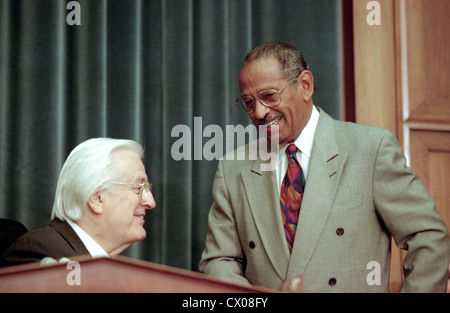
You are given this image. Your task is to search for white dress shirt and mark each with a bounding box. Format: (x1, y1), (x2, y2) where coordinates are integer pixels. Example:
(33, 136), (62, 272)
(67, 219), (109, 258)
(276, 105), (319, 191)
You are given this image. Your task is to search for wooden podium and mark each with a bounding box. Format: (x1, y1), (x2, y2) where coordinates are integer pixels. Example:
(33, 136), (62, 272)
(0, 255), (273, 293)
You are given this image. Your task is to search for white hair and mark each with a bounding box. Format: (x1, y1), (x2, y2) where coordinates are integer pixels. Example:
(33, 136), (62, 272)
(51, 138), (144, 221)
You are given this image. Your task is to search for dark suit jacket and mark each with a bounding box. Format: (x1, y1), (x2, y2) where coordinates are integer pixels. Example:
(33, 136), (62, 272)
(3, 218), (90, 266)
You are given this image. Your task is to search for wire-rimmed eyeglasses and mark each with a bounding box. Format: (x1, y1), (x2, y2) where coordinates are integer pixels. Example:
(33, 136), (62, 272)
(235, 77), (297, 114)
(110, 181), (152, 202)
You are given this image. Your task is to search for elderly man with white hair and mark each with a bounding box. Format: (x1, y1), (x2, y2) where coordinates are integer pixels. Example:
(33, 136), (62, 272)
(4, 138), (156, 266)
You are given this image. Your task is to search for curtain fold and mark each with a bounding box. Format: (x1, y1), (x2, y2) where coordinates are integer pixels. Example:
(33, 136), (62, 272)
(0, 0), (342, 271)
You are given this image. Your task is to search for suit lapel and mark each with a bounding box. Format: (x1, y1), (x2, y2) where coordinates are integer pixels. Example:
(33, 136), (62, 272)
(240, 158), (290, 281)
(287, 110), (347, 278)
(239, 110), (348, 281)
(50, 218), (90, 255)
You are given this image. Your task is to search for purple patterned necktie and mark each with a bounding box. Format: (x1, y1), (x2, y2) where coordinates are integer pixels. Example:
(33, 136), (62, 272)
(280, 144), (304, 252)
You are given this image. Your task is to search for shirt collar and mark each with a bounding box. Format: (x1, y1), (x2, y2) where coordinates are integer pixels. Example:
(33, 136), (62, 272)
(67, 219), (109, 258)
(278, 105), (320, 160)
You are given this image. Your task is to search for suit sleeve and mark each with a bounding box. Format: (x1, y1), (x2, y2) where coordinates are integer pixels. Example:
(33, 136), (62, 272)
(198, 160), (251, 286)
(4, 220), (89, 266)
(4, 233), (52, 265)
(373, 131), (450, 292)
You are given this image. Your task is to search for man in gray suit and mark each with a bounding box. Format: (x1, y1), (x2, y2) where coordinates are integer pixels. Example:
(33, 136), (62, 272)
(4, 138), (156, 266)
(199, 41), (449, 292)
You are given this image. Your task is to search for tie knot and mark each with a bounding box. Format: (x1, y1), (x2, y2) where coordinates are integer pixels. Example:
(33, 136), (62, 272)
(286, 144), (298, 157)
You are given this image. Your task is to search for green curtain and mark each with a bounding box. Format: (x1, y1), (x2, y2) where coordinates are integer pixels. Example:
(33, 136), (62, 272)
(0, 0), (342, 271)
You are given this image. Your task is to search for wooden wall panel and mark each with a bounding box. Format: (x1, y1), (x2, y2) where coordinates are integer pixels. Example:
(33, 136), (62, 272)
(405, 0), (450, 124)
(404, 0), (450, 232)
(410, 130), (450, 229)
(352, 0), (398, 135)
(352, 0), (403, 292)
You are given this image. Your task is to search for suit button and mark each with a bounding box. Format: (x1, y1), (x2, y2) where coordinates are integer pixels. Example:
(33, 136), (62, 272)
(249, 241), (255, 249)
(336, 228), (344, 236)
(328, 278), (337, 286)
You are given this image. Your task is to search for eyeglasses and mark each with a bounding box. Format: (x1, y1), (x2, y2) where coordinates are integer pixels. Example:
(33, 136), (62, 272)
(110, 181), (152, 202)
(235, 77), (297, 114)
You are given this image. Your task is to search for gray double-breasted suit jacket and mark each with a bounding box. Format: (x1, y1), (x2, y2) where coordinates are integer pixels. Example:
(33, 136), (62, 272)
(199, 108), (449, 292)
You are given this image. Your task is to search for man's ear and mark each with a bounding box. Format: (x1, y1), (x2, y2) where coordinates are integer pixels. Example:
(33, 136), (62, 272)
(298, 70), (314, 101)
(88, 192), (103, 215)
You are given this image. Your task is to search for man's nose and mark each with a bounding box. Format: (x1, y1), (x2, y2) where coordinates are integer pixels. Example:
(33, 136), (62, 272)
(142, 192), (156, 210)
(253, 99), (271, 120)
